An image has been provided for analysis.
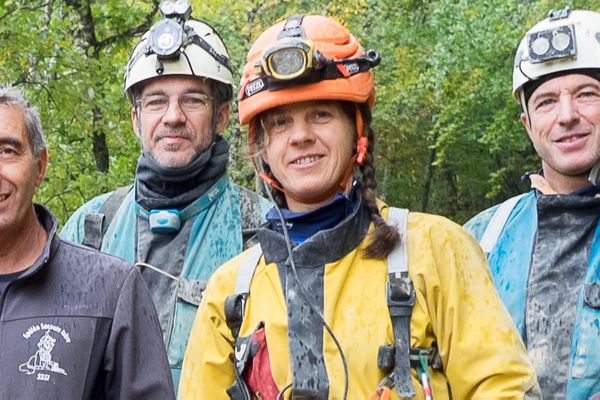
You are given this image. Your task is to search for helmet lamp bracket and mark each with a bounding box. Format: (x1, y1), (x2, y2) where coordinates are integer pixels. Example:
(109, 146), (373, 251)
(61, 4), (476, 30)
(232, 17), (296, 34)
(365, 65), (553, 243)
(548, 6), (571, 21)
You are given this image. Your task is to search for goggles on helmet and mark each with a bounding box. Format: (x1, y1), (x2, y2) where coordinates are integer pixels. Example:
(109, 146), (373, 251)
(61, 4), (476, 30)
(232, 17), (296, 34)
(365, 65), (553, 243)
(527, 19), (576, 64)
(261, 38), (327, 81)
(241, 39), (380, 100)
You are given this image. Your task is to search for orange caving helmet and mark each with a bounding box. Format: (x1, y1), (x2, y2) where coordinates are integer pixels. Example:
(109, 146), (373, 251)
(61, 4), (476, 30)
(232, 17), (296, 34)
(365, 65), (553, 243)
(238, 15), (379, 125)
(239, 15), (381, 202)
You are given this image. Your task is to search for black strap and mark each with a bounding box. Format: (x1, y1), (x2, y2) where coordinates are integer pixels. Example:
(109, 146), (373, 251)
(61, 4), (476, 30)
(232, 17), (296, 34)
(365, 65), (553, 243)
(278, 15), (305, 39)
(82, 185), (133, 250)
(186, 27), (233, 73)
(387, 272), (416, 398)
(224, 293), (247, 339)
(239, 52), (380, 100)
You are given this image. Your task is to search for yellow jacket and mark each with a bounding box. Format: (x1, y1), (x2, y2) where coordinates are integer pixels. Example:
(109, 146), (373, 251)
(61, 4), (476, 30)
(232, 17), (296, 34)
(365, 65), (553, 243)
(180, 204), (539, 399)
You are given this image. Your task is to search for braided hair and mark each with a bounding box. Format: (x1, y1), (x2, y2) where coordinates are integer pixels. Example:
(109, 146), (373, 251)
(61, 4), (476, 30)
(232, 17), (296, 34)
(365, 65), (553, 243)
(356, 104), (400, 259)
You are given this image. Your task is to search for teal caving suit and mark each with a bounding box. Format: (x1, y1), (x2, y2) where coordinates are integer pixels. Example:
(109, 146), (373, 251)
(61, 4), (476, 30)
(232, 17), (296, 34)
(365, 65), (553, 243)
(61, 138), (271, 390)
(465, 181), (600, 399)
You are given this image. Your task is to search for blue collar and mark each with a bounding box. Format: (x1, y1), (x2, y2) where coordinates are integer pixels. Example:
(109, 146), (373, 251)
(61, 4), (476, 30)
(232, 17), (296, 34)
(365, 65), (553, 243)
(571, 184), (600, 197)
(266, 187), (360, 244)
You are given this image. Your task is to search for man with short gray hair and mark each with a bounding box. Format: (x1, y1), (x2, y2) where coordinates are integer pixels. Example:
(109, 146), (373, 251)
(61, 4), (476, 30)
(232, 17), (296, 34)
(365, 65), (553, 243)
(0, 85), (174, 399)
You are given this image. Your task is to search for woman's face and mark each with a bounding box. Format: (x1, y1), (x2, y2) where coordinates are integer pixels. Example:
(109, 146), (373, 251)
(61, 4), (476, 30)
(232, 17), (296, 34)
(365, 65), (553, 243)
(260, 101), (356, 212)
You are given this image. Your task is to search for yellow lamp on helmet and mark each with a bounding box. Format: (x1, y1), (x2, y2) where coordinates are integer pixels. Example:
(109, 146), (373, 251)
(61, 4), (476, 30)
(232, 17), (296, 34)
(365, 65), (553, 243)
(261, 39), (326, 81)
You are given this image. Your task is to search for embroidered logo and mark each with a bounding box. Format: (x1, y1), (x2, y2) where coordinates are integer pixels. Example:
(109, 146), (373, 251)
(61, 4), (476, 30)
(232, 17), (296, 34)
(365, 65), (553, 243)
(19, 324), (70, 381)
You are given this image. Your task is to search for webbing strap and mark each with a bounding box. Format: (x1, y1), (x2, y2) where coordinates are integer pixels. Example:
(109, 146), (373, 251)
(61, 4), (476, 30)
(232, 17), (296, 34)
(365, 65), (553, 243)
(177, 278), (206, 306)
(385, 207), (415, 398)
(82, 214), (104, 250)
(225, 244), (263, 338)
(479, 194), (525, 254)
(387, 208), (409, 275)
(82, 185), (132, 250)
(235, 244), (263, 294)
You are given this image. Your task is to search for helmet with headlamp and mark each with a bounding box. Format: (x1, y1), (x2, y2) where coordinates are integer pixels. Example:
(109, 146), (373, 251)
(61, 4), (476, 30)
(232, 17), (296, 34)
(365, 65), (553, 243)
(239, 15), (380, 154)
(238, 15), (380, 203)
(238, 15), (380, 123)
(512, 7), (600, 106)
(124, 0), (233, 103)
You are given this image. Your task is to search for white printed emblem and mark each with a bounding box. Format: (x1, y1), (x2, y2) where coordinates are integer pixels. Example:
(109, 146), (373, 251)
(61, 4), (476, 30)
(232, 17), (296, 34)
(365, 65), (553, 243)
(245, 78), (265, 97)
(19, 324), (70, 381)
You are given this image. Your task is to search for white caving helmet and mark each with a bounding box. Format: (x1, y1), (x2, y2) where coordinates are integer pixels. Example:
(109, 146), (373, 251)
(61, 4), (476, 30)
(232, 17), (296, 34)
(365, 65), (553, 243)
(124, 0), (234, 104)
(512, 7), (600, 184)
(513, 7), (600, 104)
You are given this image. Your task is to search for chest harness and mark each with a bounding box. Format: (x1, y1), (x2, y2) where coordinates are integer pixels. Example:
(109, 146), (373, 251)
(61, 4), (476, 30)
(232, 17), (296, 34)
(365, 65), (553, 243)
(224, 208), (442, 399)
(81, 180), (264, 309)
(82, 184), (208, 306)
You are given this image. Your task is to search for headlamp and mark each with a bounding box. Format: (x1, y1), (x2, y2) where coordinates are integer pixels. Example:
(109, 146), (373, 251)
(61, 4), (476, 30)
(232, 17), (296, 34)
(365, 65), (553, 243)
(261, 39), (326, 81)
(243, 45), (380, 99)
(527, 24), (576, 64)
(148, 19), (184, 59)
(159, 0), (191, 19)
(147, 0), (191, 60)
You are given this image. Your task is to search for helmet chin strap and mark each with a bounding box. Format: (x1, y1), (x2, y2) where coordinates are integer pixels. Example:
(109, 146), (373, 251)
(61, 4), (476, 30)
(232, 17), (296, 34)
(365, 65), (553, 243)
(589, 160), (600, 186)
(255, 104), (368, 206)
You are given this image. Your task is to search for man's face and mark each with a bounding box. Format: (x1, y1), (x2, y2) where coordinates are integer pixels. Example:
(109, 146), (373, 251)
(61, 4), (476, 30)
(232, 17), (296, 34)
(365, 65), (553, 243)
(131, 75), (230, 168)
(523, 74), (600, 189)
(0, 105), (47, 234)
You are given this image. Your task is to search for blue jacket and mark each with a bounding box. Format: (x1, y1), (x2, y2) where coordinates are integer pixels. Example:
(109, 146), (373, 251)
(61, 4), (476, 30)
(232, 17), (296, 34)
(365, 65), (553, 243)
(465, 190), (600, 399)
(60, 175), (271, 390)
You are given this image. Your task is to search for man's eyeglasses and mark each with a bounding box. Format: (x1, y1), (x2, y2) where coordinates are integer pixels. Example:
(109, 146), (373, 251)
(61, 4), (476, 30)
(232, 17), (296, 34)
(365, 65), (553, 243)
(137, 93), (213, 114)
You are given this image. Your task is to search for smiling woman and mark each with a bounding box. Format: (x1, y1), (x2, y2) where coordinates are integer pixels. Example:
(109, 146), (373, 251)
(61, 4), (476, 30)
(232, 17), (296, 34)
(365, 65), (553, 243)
(179, 15), (541, 400)
(258, 101), (355, 212)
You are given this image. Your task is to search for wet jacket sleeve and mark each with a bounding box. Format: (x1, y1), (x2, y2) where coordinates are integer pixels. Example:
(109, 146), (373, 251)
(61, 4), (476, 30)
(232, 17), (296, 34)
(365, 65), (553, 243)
(103, 268), (176, 400)
(179, 257), (241, 399)
(410, 214), (540, 398)
(462, 204), (498, 241)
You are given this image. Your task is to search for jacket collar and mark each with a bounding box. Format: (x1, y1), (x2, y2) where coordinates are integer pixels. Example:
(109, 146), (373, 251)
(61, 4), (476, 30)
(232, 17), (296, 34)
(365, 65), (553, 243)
(257, 197), (371, 267)
(15, 204), (59, 281)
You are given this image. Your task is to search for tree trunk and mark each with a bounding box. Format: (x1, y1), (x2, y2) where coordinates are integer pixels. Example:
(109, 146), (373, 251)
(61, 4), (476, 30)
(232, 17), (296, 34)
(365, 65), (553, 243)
(92, 106), (109, 172)
(421, 145), (436, 212)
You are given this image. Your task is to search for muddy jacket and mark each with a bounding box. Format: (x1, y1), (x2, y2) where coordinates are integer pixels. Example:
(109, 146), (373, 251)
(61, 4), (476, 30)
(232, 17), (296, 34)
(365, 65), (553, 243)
(465, 190), (600, 399)
(0, 205), (174, 399)
(60, 176), (271, 389)
(180, 201), (539, 399)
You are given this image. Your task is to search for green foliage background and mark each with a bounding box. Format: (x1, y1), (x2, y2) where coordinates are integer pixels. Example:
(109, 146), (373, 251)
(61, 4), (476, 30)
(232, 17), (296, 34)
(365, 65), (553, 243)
(1, 0), (599, 225)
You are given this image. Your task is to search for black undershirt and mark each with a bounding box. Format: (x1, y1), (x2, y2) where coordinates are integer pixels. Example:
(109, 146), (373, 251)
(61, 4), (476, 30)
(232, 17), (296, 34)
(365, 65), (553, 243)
(0, 269), (26, 299)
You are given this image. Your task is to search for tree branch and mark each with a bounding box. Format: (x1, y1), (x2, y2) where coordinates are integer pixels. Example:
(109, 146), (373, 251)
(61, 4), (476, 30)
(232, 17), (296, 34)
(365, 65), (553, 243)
(95, 1), (161, 53)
